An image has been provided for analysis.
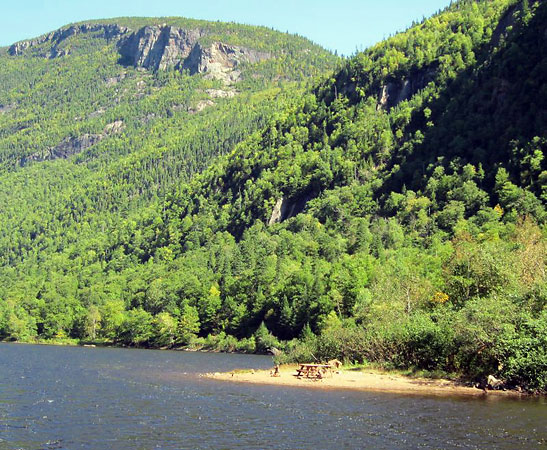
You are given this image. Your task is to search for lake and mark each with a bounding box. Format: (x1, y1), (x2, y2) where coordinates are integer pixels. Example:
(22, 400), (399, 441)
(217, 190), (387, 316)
(0, 343), (545, 449)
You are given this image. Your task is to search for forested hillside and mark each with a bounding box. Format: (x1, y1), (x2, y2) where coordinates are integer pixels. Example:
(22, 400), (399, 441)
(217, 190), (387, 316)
(1, 1), (545, 391)
(0, 18), (337, 331)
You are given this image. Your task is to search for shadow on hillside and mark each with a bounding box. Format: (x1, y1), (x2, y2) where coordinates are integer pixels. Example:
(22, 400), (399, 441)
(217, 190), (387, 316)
(382, 1), (546, 197)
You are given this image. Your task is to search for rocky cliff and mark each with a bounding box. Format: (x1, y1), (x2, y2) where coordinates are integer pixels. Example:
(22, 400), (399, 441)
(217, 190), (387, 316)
(10, 22), (272, 82)
(119, 25), (271, 82)
(268, 194), (312, 225)
(9, 24), (129, 58)
(21, 120), (124, 164)
(377, 67), (437, 110)
(118, 25), (203, 71)
(182, 41), (270, 82)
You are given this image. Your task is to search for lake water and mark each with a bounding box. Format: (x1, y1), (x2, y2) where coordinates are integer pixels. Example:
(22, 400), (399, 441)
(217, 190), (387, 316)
(0, 343), (545, 449)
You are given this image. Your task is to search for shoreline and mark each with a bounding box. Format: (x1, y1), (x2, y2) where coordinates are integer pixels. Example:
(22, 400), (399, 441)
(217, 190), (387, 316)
(2, 341), (536, 397)
(0, 339), (254, 354)
(206, 365), (528, 398)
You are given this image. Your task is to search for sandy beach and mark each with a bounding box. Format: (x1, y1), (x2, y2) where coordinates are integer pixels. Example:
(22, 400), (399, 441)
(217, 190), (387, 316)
(206, 365), (523, 397)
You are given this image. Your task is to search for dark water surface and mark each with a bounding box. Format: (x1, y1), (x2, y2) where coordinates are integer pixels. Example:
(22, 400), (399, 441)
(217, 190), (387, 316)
(0, 343), (545, 449)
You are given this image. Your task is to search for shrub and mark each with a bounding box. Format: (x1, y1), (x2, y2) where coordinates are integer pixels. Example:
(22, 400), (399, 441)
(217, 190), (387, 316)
(254, 322), (281, 354)
(390, 312), (455, 370)
(314, 325), (369, 363)
(499, 311), (547, 392)
(235, 337), (256, 353)
(275, 337), (317, 364)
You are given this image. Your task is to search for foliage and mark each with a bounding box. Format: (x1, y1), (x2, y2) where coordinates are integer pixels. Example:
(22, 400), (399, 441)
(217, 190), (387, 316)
(0, 1), (545, 391)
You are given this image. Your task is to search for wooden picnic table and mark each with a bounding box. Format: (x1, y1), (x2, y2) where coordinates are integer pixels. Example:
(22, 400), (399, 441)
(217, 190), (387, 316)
(295, 363), (333, 379)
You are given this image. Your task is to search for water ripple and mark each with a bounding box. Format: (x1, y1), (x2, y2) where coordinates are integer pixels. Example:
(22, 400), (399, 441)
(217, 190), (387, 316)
(0, 343), (545, 449)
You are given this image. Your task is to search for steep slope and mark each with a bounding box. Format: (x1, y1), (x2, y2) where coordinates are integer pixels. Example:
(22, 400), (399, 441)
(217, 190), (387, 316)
(1, 17), (336, 167)
(0, 1), (545, 391)
(152, 0), (544, 390)
(128, 0), (545, 389)
(0, 18), (338, 266)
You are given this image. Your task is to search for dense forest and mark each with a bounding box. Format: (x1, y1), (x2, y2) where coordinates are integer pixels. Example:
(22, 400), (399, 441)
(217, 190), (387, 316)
(0, 0), (545, 392)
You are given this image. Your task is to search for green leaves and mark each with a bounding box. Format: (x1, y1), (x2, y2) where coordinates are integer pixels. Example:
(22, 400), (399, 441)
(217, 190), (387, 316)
(0, 0), (545, 392)
(500, 310), (547, 391)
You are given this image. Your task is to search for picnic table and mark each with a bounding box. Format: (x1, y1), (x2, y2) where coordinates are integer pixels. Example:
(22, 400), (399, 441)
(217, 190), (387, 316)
(295, 363), (333, 379)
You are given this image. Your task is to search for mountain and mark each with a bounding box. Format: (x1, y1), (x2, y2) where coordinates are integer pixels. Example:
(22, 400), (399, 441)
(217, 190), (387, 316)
(0, 18), (337, 274)
(0, 18), (336, 167)
(0, 2), (545, 391)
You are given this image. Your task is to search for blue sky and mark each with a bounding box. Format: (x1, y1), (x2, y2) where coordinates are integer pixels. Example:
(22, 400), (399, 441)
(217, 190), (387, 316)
(0, 0), (453, 56)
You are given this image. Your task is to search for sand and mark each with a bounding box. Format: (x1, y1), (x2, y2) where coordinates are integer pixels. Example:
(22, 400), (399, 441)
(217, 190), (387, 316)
(206, 365), (523, 397)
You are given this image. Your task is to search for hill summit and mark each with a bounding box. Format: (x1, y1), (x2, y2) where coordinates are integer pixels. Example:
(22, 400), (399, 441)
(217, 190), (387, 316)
(9, 21), (275, 83)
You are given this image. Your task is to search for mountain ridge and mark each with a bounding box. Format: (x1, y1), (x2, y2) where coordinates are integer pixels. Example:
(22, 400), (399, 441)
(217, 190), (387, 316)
(7, 17), (330, 84)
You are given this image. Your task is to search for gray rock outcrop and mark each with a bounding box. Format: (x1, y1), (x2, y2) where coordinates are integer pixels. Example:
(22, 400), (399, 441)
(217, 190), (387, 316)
(48, 133), (103, 160)
(182, 41), (270, 82)
(22, 134), (103, 163)
(10, 22), (271, 82)
(0, 103), (16, 115)
(118, 25), (203, 71)
(268, 197), (286, 225)
(268, 195), (311, 225)
(23, 120), (124, 164)
(9, 24), (129, 58)
(205, 88), (236, 99)
(119, 25), (271, 82)
(377, 67), (436, 110)
(487, 374), (505, 390)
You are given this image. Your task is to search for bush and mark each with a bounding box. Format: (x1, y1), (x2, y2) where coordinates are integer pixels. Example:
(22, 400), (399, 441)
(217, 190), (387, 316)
(254, 322), (281, 354)
(390, 312), (455, 370)
(275, 337), (317, 364)
(117, 308), (154, 346)
(278, 323), (370, 364)
(449, 297), (518, 379)
(357, 312), (456, 371)
(499, 311), (547, 392)
(315, 325), (369, 363)
(235, 337), (257, 353)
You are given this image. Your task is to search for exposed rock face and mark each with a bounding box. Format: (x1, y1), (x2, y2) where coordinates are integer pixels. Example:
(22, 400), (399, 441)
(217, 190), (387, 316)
(268, 197), (286, 225)
(491, 2), (519, 47)
(487, 374), (505, 390)
(104, 73), (126, 86)
(206, 88), (236, 99)
(377, 67), (436, 110)
(10, 22), (270, 82)
(47, 134), (103, 160)
(268, 195), (310, 225)
(182, 42), (270, 82)
(186, 89), (237, 114)
(23, 120), (124, 164)
(376, 4), (523, 112)
(9, 24), (129, 58)
(22, 134), (103, 163)
(119, 25), (271, 82)
(103, 120), (124, 134)
(118, 25), (203, 71)
(189, 99), (215, 114)
(0, 103), (16, 115)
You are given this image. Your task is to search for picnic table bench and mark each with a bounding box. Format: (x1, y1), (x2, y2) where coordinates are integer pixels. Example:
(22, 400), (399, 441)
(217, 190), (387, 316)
(295, 363), (333, 379)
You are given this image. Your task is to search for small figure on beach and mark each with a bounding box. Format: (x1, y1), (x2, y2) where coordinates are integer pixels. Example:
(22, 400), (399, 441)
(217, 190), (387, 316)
(270, 364), (280, 377)
(328, 359), (343, 374)
(487, 374), (505, 390)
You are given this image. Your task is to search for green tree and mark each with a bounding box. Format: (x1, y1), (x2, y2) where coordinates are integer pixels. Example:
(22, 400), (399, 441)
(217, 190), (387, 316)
(177, 304), (201, 345)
